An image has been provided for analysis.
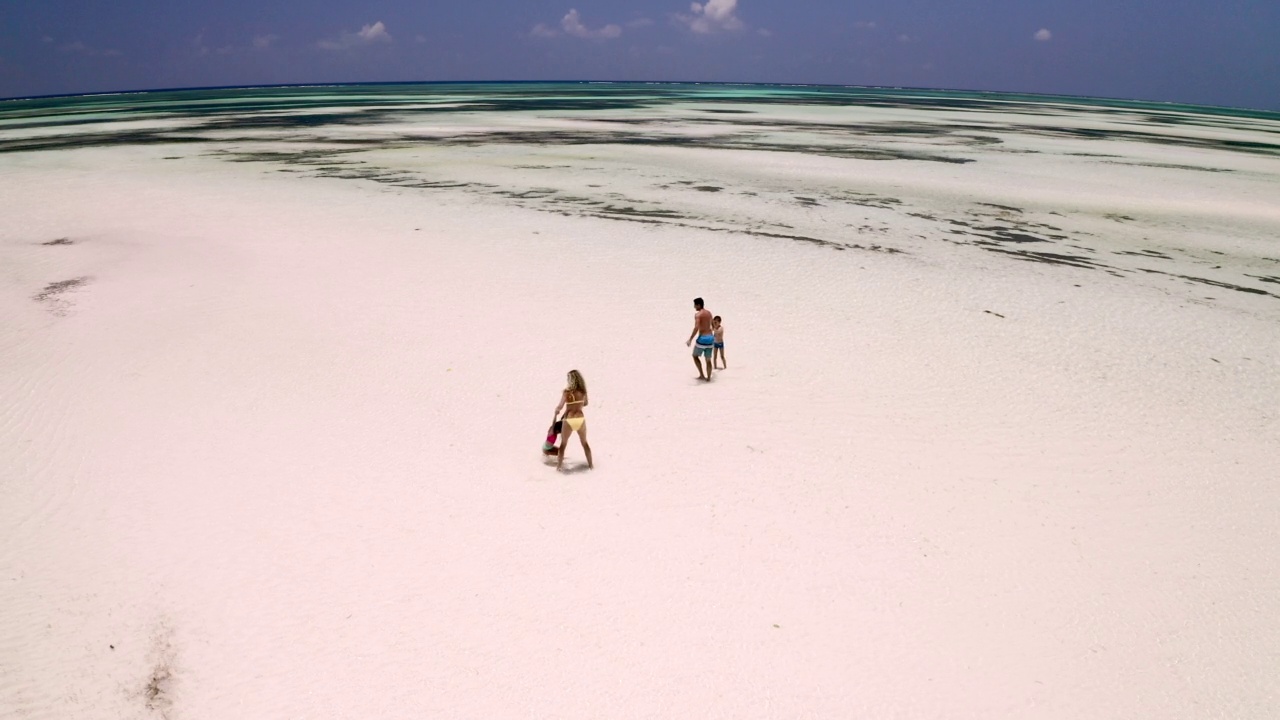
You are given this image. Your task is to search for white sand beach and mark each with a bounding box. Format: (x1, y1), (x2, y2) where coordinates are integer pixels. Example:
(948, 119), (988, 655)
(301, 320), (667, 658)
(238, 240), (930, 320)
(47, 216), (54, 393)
(2, 86), (1279, 718)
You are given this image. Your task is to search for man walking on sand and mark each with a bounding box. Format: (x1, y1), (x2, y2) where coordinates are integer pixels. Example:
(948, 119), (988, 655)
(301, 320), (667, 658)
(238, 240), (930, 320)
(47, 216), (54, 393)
(686, 297), (716, 381)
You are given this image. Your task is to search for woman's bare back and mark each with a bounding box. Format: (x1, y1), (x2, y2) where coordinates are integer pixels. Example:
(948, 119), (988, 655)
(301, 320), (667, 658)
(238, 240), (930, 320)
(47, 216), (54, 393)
(562, 389), (586, 418)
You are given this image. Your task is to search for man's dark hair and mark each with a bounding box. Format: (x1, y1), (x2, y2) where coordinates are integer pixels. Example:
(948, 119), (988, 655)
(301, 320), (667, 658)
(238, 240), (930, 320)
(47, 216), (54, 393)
(713, 315), (721, 322)
(694, 297), (704, 309)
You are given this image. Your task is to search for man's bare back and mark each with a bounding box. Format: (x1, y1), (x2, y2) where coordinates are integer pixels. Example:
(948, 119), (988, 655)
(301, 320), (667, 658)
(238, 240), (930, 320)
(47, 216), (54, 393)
(694, 308), (712, 334)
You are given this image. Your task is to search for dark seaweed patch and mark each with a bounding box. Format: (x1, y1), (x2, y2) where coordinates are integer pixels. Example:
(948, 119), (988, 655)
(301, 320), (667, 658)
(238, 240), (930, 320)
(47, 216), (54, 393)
(426, 129), (976, 163)
(976, 203), (1023, 213)
(1138, 269), (1278, 298)
(942, 216), (1066, 244)
(693, 185), (722, 192)
(34, 276), (90, 302)
(33, 276), (91, 315)
(195, 110), (394, 130)
(1105, 161), (1232, 173)
(525, 199), (903, 255)
(1010, 123), (1280, 158)
(41, 237), (74, 246)
(0, 130), (210, 154)
(218, 148), (365, 164)
(596, 204), (689, 219)
(397, 180), (476, 188)
(837, 194), (903, 209)
(976, 229), (1050, 243)
(975, 246), (1102, 269)
(495, 188), (559, 199)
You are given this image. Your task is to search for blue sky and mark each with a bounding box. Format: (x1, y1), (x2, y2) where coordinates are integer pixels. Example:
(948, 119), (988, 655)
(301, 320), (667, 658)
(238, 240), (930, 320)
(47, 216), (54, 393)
(1, 0), (1277, 109)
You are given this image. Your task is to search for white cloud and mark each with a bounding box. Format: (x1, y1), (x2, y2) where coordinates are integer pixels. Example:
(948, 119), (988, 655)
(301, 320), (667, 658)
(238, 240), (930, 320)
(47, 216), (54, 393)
(1035, 28), (1052, 41)
(678, 0), (744, 34)
(854, 21), (877, 30)
(530, 23), (559, 38)
(561, 9), (622, 39)
(42, 35), (54, 43)
(318, 21), (392, 50)
(356, 22), (391, 43)
(757, 28), (772, 37)
(253, 34), (279, 49)
(897, 34), (912, 43)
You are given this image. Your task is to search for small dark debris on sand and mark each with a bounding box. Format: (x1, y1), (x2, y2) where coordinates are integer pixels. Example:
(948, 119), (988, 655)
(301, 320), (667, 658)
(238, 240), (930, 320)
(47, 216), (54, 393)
(984, 310), (1006, 318)
(140, 621), (177, 718)
(145, 663), (172, 714)
(42, 237), (74, 246)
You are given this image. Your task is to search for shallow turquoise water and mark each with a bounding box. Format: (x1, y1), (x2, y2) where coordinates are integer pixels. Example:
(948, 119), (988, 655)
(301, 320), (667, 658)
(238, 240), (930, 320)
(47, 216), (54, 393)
(4, 82), (1280, 128)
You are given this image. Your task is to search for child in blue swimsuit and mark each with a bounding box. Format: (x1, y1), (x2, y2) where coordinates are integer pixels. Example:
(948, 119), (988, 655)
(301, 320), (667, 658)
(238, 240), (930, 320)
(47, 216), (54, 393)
(712, 316), (726, 369)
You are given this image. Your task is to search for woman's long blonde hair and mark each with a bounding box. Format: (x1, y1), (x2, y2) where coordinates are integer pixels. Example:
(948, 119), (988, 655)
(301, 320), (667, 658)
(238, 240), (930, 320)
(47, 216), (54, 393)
(566, 369), (587, 394)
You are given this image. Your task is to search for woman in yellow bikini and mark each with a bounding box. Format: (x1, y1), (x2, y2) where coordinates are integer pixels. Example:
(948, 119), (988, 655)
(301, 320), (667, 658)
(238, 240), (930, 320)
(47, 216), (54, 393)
(553, 369), (594, 471)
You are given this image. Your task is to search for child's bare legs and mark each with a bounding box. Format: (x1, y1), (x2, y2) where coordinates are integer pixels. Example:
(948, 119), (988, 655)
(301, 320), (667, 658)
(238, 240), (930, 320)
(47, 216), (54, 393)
(714, 347), (726, 369)
(556, 427), (570, 470)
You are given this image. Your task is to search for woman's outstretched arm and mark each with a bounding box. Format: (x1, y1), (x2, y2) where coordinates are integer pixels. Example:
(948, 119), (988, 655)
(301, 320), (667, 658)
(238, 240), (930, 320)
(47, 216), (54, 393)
(553, 390), (566, 418)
